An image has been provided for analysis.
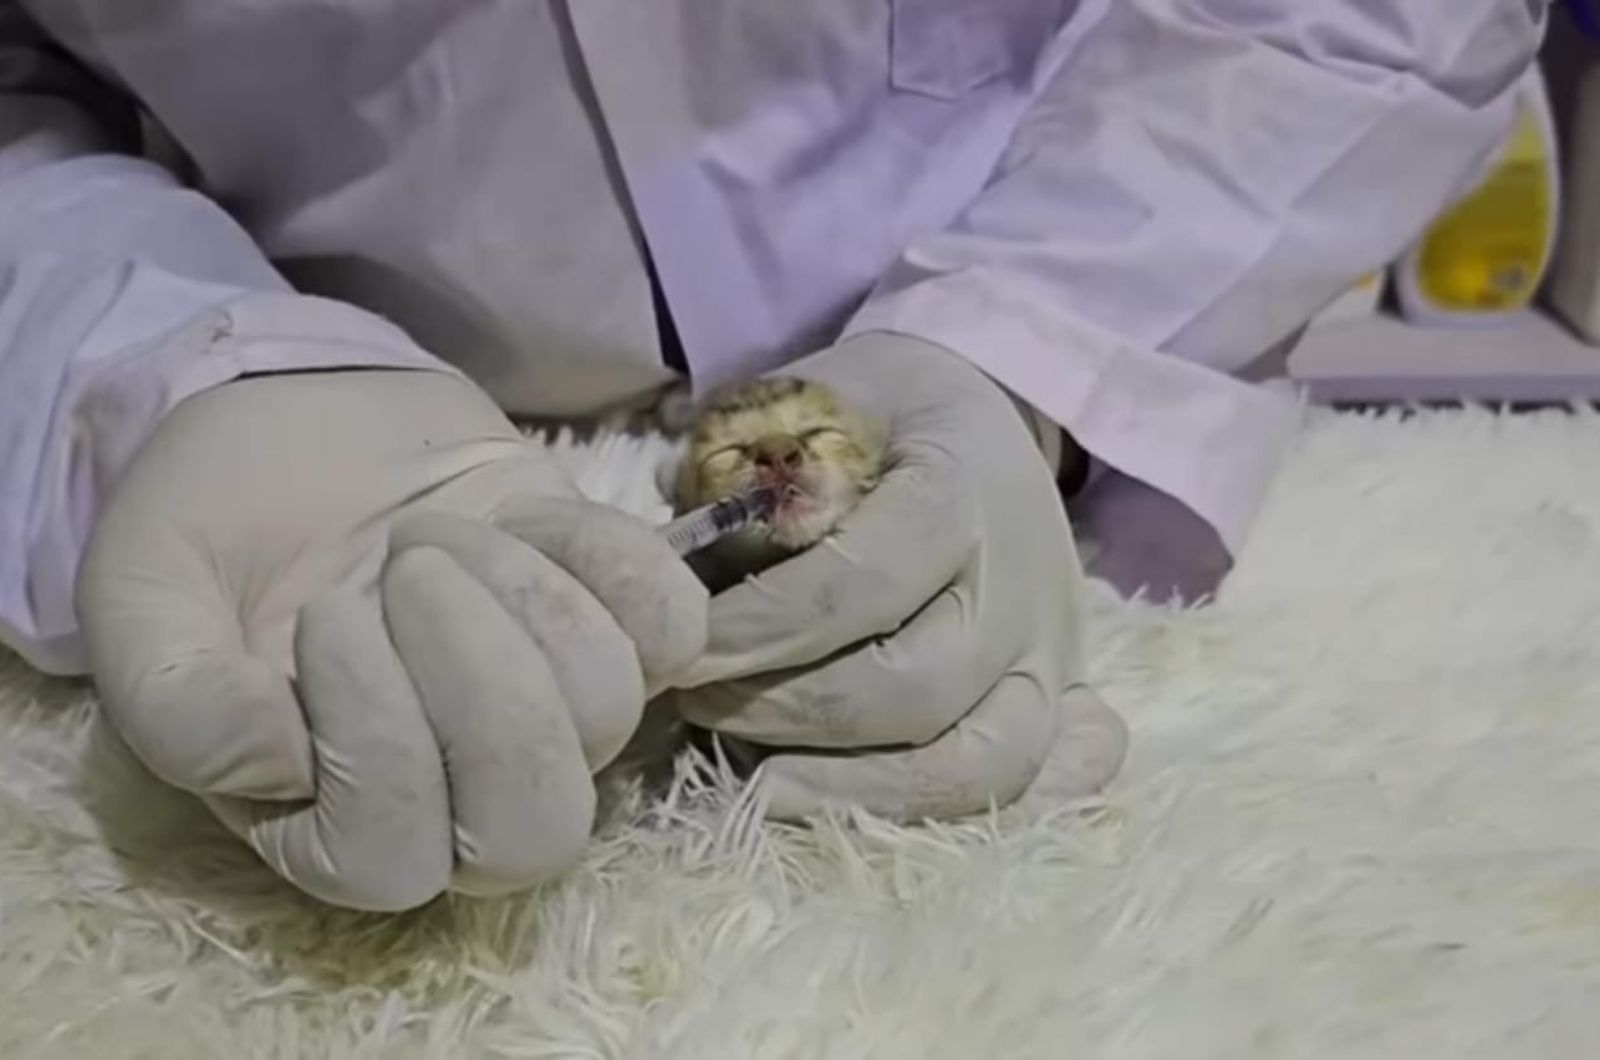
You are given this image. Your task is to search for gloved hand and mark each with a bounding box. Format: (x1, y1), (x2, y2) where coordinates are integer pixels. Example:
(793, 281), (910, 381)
(666, 332), (1128, 821)
(76, 367), (706, 911)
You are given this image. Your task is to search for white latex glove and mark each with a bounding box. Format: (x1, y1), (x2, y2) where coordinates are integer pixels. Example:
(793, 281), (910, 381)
(668, 332), (1128, 820)
(76, 368), (706, 910)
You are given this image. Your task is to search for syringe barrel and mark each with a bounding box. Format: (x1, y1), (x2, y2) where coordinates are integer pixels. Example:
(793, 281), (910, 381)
(658, 485), (780, 556)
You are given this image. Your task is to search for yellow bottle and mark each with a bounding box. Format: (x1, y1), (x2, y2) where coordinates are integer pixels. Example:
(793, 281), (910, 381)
(1395, 66), (1561, 327)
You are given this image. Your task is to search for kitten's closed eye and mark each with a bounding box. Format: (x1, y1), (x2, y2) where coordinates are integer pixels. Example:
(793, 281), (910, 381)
(698, 444), (748, 469)
(697, 427), (846, 474)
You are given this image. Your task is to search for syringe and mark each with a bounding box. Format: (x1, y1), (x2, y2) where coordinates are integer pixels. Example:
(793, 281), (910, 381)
(658, 484), (783, 556)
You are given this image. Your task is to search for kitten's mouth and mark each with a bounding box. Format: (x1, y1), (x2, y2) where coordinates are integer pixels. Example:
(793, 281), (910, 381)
(742, 475), (843, 549)
(767, 482), (811, 516)
(753, 476), (814, 522)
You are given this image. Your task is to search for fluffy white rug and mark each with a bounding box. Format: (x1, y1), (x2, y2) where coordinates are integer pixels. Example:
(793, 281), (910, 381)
(3, 405), (1600, 1059)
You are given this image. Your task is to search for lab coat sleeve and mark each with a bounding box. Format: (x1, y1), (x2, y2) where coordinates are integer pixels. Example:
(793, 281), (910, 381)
(843, 0), (1545, 552)
(0, 5), (459, 675)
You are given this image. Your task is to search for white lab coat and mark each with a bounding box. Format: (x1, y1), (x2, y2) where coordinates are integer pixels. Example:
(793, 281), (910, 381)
(0, 0), (1544, 673)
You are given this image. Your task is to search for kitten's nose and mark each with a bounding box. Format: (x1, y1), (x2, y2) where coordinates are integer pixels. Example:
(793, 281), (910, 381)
(752, 433), (804, 471)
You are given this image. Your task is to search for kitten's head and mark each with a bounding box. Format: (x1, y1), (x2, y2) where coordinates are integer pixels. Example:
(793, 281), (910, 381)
(676, 377), (887, 552)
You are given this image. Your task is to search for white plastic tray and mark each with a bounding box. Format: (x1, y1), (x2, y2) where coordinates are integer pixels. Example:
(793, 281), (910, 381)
(1288, 308), (1600, 404)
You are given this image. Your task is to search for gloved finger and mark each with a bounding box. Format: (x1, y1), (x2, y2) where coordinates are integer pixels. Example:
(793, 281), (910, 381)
(76, 532), (314, 801)
(1023, 685), (1130, 804)
(673, 444), (979, 688)
(674, 574), (1006, 749)
(201, 587), (453, 912)
(383, 545), (596, 896)
(751, 667), (1060, 823)
(490, 496), (707, 690)
(390, 511), (645, 771)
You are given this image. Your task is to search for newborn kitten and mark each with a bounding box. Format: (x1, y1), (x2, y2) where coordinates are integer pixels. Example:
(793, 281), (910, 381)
(673, 377), (888, 587)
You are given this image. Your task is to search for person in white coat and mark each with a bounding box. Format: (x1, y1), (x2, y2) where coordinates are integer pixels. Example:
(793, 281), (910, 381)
(0, 1), (1544, 909)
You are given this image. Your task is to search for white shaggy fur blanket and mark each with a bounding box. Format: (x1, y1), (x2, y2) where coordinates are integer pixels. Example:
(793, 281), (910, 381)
(3, 405), (1600, 1058)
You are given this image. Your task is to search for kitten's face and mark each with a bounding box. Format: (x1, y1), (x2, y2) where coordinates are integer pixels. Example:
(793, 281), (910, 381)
(677, 378), (887, 552)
